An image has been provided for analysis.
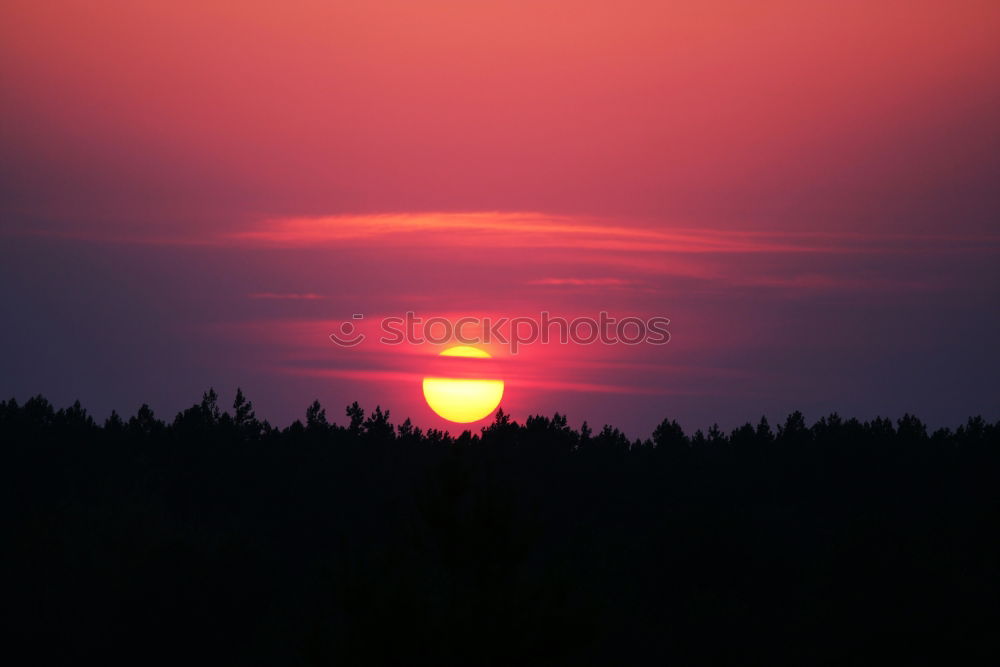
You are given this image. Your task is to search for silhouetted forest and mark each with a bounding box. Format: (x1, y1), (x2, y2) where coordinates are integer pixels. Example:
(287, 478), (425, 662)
(4, 390), (999, 665)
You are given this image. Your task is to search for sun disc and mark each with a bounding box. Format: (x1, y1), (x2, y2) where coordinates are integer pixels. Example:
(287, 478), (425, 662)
(422, 346), (504, 423)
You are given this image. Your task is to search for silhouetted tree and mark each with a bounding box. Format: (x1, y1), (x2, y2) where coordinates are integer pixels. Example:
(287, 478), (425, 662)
(756, 415), (774, 444)
(104, 409), (124, 433)
(233, 387), (261, 436)
(346, 401), (364, 435)
(652, 417), (688, 452)
(3, 391), (998, 666)
(593, 424), (629, 453)
(897, 413), (928, 442)
(362, 405), (393, 441)
(127, 403), (162, 436)
(777, 410), (809, 446)
(306, 399), (329, 433)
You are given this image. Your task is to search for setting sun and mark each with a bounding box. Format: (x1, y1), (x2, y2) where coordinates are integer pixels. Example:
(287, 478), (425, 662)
(422, 346), (504, 423)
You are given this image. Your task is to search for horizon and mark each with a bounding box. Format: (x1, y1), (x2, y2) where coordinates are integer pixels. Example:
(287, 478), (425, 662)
(7, 389), (994, 444)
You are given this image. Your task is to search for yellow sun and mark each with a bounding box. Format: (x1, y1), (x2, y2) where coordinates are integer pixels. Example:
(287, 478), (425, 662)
(422, 346), (504, 423)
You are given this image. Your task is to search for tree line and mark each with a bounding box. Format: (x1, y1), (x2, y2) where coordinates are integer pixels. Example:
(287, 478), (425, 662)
(4, 390), (998, 665)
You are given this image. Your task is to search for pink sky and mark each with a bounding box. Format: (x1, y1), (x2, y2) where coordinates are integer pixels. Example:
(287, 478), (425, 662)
(1, 2), (998, 434)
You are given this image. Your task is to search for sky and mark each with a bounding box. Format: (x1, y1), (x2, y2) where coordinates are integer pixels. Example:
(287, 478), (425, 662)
(1, 1), (998, 436)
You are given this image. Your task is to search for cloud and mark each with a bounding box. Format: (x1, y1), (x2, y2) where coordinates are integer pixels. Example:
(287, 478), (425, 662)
(227, 212), (1000, 254)
(528, 277), (636, 287)
(225, 212), (863, 255)
(248, 292), (326, 300)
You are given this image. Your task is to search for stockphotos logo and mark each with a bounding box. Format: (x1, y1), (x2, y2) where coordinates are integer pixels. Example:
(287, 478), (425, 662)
(330, 311), (670, 354)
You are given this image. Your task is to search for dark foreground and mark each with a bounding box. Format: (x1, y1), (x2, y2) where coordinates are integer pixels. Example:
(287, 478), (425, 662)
(4, 392), (999, 665)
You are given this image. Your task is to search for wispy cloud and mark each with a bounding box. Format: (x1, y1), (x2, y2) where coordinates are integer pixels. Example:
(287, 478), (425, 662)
(528, 277), (636, 287)
(226, 212), (836, 254)
(225, 212), (1000, 257)
(13, 212), (999, 258)
(248, 292), (326, 300)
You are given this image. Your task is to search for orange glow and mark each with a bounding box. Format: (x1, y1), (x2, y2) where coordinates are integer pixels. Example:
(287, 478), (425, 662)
(422, 346), (504, 423)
